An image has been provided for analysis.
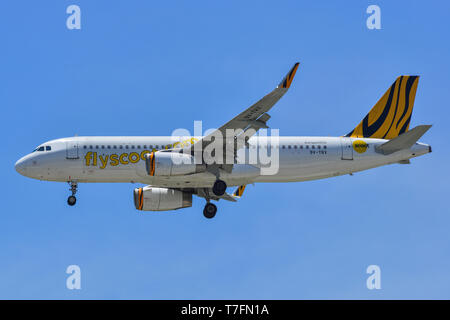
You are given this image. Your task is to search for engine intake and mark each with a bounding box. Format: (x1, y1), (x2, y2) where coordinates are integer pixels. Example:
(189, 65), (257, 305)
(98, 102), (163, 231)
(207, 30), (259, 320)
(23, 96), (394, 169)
(134, 186), (192, 211)
(145, 151), (205, 176)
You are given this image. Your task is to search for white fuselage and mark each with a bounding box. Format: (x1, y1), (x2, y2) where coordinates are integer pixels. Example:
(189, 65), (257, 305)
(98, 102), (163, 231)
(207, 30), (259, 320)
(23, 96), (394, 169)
(15, 136), (431, 188)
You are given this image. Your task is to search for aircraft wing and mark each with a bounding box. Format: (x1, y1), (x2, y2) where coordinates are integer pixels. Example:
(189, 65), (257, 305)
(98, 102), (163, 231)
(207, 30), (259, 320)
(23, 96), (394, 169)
(184, 62), (300, 169)
(203, 62), (299, 140)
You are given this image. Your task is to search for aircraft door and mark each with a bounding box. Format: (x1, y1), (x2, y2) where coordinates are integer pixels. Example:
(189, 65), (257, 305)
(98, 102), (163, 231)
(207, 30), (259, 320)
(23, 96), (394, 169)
(340, 138), (353, 160)
(66, 141), (79, 159)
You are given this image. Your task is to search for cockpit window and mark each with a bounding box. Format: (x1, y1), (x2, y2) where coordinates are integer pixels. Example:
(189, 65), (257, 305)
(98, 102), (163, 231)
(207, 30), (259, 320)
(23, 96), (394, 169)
(33, 145), (51, 152)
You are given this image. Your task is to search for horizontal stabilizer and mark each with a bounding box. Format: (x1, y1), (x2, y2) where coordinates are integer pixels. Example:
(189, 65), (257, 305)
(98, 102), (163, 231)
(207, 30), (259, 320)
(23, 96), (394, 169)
(233, 185), (246, 198)
(375, 125), (432, 155)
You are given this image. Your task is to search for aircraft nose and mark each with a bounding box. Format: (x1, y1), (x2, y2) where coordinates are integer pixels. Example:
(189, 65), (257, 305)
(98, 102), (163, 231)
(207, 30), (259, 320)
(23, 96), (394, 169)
(15, 157), (28, 175)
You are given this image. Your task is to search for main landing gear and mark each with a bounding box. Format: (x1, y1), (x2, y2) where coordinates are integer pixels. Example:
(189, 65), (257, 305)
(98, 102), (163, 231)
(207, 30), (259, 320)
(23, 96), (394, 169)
(203, 179), (226, 218)
(203, 202), (217, 219)
(67, 181), (78, 206)
(212, 179), (227, 196)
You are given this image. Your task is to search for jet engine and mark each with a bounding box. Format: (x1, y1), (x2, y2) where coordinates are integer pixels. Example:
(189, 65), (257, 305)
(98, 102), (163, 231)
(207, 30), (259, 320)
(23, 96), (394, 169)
(134, 186), (192, 211)
(145, 151), (205, 176)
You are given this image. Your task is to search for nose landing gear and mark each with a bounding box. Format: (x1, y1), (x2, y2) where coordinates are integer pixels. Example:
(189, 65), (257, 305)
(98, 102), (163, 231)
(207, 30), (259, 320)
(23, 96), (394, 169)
(67, 181), (78, 206)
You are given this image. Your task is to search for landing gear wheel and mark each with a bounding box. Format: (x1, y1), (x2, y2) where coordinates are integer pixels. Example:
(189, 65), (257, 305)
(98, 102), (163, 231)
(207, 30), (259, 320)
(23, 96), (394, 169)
(67, 195), (77, 206)
(203, 203), (217, 219)
(212, 179), (227, 196)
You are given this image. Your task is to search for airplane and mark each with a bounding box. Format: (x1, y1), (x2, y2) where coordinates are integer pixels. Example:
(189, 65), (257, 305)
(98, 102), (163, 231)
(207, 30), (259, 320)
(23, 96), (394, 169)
(15, 63), (432, 219)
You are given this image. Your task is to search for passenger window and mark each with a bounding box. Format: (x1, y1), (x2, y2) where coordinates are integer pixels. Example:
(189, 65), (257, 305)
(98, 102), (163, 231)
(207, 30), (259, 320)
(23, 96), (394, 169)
(101, 145), (105, 149)
(46, 146), (51, 151)
(282, 145), (285, 149)
(306, 145), (309, 149)
(89, 145), (93, 149)
(294, 145), (297, 149)
(119, 145), (123, 149)
(107, 145), (111, 149)
(137, 145), (141, 149)
(288, 145), (291, 149)
(318, 145), (321, 149)
(312, 145), (315, 149)
(324, 145), (327, 149)
(83, 145), (87, 149)
(113, 145), (117, 149)
(300, 145), (303, 149)
(126, 145), (129, 149)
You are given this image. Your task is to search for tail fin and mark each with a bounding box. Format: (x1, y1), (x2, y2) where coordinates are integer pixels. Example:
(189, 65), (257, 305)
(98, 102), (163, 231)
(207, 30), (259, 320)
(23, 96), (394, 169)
(345, 76), (420, 139)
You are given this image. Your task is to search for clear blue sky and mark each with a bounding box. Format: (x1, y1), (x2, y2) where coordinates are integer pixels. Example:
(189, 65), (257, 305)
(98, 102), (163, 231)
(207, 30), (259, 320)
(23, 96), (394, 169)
(1, 0), (449, 299)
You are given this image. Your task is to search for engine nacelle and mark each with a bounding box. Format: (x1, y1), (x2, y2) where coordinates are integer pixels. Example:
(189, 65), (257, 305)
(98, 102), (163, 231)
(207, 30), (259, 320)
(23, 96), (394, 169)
(145, 151), (205, 176)
(134, 186), (192, 211)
